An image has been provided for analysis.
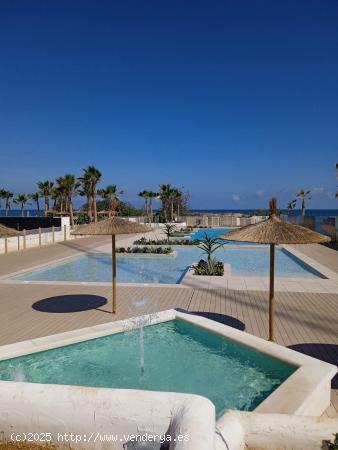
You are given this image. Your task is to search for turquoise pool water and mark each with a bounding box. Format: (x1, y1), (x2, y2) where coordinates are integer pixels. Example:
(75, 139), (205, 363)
(190, 227), (232, 240)
(14, 246), (321, 284)
(0, 319), (295, 417)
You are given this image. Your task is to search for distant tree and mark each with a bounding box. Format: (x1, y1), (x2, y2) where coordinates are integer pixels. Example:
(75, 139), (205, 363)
(79, 166), (102, 222)
(287, 200), (297, 214)
(28, 193), (40, 215)
(13, 194), (30, 216)
(37, 180), (54, 216)
(296, 189), (311, 217)
(3, 191), (13, 216)
(147, 191), (159, 222)
(0, 189), (6, 214)
(138, 190), (150, 220)
(98, 185), (124, 217)
(56, 174), (80, 226)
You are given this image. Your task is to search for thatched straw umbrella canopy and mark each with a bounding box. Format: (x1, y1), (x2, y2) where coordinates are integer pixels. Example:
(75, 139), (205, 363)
(0, 224), (21, 237)
(220, 198), (330, 341)
(72, 217), (151, 314)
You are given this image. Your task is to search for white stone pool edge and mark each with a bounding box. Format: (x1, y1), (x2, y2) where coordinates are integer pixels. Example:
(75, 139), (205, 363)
(0, 309), (336, 450)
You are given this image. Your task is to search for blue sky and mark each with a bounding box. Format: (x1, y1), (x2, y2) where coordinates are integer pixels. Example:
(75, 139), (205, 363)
(0, 0), (337, 209)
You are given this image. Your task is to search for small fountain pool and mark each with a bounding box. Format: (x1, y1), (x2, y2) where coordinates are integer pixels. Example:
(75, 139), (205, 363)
(0, 317), (295, 418)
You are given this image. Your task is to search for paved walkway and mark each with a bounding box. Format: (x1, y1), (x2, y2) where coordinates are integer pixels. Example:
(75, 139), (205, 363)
(0, 237), (337, 418)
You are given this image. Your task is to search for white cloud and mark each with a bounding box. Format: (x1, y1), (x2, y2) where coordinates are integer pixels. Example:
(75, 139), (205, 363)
(232, 194), (240, 202)
(312, 187), (324, 195)
(256, 190), (264, 197)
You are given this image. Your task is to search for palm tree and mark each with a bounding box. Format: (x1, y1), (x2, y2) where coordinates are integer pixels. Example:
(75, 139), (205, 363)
(79, 166), (102, 222)
(50, 185), (61, 212)
(13, 194), (29, 216)
(28, 193), (40, 215)
(286, 200), (297, 214)
(0, 189), (6, 214)
(172, 188), (182, 220)
(56, 175), (80, 225)
(159, 184), (174, 221)
(197, 233), (224, 264)
(296, 189), (311, 217)
(78, 179), (92, 221)
(163, 223), (177, 243)
(3, 191), (13, 216)
(147, 191), (159, 223)
(37, 181), (54, 216)
(138, 190), (150, 221)
(98, 185), (124, 217)
(55, 177), (68, 213)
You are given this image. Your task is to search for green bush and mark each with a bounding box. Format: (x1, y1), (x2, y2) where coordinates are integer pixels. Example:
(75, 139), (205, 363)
(116, 246), (173, 254)
(194, 259), (224, 276)
(133, 238), (199, 246)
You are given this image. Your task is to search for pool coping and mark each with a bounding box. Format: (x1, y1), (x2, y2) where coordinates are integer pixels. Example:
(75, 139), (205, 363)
(0, 309), (336, 419)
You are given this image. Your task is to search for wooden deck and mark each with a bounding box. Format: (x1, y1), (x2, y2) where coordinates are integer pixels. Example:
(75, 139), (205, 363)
(0, 238), (337, 417)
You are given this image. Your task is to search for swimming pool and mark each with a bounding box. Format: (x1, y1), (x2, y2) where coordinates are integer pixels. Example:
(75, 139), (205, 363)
(0, 319), (295, 417)
(190, 227), (232, 240)
(13, 246), (322, 284)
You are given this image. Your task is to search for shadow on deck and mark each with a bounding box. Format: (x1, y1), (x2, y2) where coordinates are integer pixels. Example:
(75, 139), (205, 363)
(289, 343), (338, 389)
(32, 294), (108, 313)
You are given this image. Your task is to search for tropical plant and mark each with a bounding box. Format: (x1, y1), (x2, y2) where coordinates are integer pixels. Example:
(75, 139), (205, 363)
(295, 189), (311, 217)
(286, 199), (297, 214)
(56, 174), (80, 226)
(37, 180), (54, 216)
(98, 185), (124, 217)
(116, 246), (172, 254)
(133, 237), (199, 246)
(159, 184), (174, 221)
(0, 189), (6, 214)
(147, 191), (159, 222)
(28, 193), (40, 215)
(194, 258), (224, 276)
(171, 188), (182, 219)
(163, 223), (177, 243)
(197, 233), (224, 263)
(13, 194), (30, 216)
(138, 190), (150, 219)
(138, 190), (159, 223)
(3, 190), (13, 216)
(79, 166), (102, 222)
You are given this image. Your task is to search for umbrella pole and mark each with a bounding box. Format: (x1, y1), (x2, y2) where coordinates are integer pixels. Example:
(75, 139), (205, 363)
(112, 234), (116, 314)
(269, 243), (275, 341)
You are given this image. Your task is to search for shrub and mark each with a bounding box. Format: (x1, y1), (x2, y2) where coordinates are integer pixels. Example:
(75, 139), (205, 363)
(133, 238), (199, 246)
(116, 246), (172, 255)
(194, 259), (224, 276)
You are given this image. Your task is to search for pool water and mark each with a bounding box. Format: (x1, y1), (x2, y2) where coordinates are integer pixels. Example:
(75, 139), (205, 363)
(14, 246), (321, 284)
(0, 319), (295, 417)
(190, 227), (232, 240)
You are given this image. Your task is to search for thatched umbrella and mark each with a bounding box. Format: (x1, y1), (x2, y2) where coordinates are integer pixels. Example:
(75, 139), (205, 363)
(72, 217), (151, 314)
(220, 199), (330, 341)
(0, 224), (21, 237)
